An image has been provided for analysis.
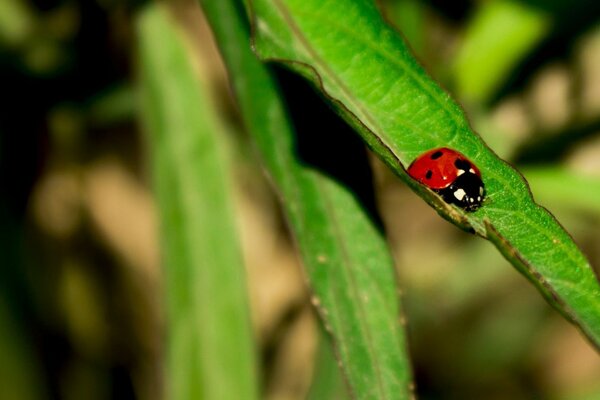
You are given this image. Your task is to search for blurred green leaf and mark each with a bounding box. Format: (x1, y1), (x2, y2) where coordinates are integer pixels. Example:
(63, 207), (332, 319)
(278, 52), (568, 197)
(87, 85), (135, 127)
(0, 0), (34, 47)
(524, 166), (600, 215)
(137, 5), (258, 400)
(453, 0), (551, 104)
(248, 0), (600, 349)
(381, 0), (424, 56)
(200, 0), (413, 398)
(23, 37), (66, 75)
(555, 382), (600, 400)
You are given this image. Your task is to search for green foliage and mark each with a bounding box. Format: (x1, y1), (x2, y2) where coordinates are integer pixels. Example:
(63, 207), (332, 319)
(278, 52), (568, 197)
(525, 167), (600, 215)
(200, 0), (413, 398)
(382, 0), (425, 56)
(5, 0), (598, 397)
(453, 0), (550, 104)
(248, 0), (600, 348)
(137, 6), (258, 399)
(0, 0), (34, 47)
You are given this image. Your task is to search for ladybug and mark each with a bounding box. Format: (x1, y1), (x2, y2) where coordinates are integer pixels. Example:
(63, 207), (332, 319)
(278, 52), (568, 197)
(407, 147), (485, 212)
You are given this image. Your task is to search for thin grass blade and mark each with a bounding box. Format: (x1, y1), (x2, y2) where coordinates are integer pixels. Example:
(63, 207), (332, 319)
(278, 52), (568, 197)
(137, 6), (258, 399)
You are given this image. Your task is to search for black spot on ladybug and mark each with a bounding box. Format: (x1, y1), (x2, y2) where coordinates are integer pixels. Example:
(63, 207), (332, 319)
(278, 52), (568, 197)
(430, 151), (443, 160)
(454, 158), (471, 172)
(425, 170), (433, 179)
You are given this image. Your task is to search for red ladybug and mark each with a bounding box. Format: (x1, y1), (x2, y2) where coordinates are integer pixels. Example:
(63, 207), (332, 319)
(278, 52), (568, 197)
(408, 147), (485, 211)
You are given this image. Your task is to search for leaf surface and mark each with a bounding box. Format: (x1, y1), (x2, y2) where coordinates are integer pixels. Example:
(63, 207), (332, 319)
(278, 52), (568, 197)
(453, 0), (550, 103)
(200, 0), (414, 398)
(137, 6), (258, 399)
(248, 0), (600, 348)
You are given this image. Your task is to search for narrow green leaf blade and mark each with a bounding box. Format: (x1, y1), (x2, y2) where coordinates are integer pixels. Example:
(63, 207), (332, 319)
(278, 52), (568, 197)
(136, 5), (258, 399)
(453, 0), (550, 104)
(200, 0), (413, 398)
(248, 0), (600, 348)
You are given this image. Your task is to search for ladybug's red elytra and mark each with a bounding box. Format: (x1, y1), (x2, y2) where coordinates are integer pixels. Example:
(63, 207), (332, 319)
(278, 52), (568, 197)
(408, 147), (485, 212)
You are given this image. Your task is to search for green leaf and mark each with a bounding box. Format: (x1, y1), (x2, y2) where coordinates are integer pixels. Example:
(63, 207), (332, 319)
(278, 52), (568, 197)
(248, 0), (600, 348)
(380, 0), (424, 57)
(0, 0), (34, 47)
(87, 84), (135, 127)
(452, 0), (551, 104)
(136, 5), (258, 400)
(200, 0), (413, 398)
(524, 166), (600, 215)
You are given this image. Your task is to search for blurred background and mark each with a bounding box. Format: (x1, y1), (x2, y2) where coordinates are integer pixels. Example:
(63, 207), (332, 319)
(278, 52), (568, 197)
(1, 0), (600, 399)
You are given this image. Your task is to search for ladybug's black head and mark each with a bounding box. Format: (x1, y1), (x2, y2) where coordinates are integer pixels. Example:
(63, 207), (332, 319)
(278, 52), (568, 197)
(437, 172), (485, 212)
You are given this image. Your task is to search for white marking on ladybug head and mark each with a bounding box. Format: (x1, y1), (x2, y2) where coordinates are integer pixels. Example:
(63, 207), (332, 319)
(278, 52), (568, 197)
(469, 197), (474, 203)
(477, 196), (481, 201)
(479, 186), (484, 195)
(469, 168), (476, 174)
(454, 188), (466, 201)
(457, 169), (465, 176)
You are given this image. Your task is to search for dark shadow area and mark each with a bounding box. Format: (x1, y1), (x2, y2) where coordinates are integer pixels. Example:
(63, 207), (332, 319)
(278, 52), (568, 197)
(272, 66), (385, 234)
(0, 1), (140, 398)
(424, 0), (474, 22)
(0, 40), (58, 400)
(514, 117), (600, 164)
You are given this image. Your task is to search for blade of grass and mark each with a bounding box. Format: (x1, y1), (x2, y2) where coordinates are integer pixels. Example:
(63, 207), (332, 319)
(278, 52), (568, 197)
(247, 0), (600, 349)
(452, 0), (550, 104)
(200, 0), (413, 398)
(136, 5), (258, 399)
